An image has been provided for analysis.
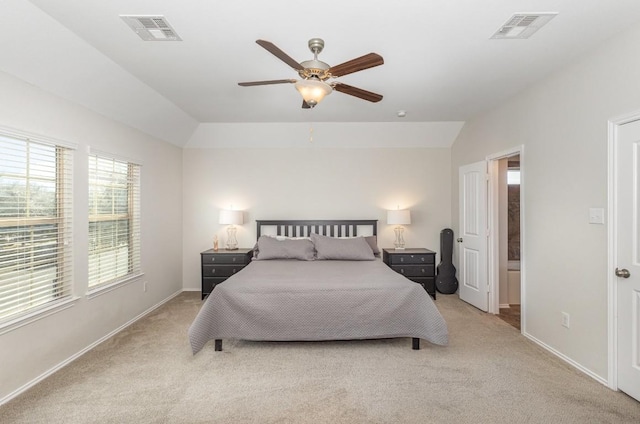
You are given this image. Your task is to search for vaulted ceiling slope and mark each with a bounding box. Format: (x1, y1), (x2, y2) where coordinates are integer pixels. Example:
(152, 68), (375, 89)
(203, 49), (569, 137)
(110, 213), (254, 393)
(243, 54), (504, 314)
(1, 1), (640, 147)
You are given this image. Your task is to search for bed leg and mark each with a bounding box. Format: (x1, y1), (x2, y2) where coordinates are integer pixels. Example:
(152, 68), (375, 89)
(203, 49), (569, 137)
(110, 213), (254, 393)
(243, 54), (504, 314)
(412, 338), (420, 350)
(214, 339), (222, 351)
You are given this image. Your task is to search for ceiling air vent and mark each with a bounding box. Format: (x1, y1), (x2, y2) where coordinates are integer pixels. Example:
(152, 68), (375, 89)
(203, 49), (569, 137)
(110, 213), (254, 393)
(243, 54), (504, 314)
(120, 15), (182, 41)
(491, 13), (557, 39)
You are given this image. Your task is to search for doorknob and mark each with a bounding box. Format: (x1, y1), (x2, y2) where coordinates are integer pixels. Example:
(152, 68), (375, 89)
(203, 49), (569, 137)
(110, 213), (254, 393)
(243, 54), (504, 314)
(615, 268), (631, 278)
(457, 238), (463, 243)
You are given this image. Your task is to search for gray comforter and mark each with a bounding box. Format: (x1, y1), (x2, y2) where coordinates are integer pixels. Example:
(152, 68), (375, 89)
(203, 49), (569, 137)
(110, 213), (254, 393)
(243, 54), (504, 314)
(188, 259), (448, 354)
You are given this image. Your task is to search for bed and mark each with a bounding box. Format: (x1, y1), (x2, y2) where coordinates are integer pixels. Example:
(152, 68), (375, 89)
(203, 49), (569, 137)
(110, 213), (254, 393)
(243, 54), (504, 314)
(188, 219), (448, 354)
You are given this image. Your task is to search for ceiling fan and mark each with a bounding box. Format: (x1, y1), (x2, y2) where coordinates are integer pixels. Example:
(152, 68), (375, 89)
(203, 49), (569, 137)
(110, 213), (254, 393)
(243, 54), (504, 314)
(238, 38), (384, 109)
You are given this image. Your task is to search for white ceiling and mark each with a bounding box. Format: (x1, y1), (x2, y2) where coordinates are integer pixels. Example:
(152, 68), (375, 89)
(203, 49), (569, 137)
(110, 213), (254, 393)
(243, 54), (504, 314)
(3, 1), (640, 146)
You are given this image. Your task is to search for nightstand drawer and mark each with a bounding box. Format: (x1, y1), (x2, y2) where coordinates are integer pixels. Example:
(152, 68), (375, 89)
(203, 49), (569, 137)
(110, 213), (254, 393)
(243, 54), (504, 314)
(390, 254), (434, 265)
(202, 265), (244, 278)
(411, 277), (436, 297)
(392, 264), (435, 277)
(202, 277), (227, 295)
(201, 254), (249, 265)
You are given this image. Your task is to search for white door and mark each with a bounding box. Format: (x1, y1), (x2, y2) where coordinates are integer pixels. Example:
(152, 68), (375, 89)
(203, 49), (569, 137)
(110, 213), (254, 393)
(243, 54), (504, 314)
(458, 161), (489, 311)
(616, 118), (640, 401)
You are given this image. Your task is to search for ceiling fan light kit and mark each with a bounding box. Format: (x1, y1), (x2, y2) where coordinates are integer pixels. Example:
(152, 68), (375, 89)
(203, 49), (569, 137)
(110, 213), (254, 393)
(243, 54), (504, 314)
(295, 79), (332, 108)
(238, 38), (384, 109)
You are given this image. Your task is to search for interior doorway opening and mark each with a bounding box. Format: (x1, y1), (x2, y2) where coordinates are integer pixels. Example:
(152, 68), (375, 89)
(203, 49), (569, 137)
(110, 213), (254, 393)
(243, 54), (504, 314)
(486, 146), (525, 333)
(497, 155), (521, 330)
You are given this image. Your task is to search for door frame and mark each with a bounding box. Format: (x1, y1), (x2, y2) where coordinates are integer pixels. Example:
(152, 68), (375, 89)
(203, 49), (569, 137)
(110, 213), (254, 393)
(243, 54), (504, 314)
(607, 110), (640, 390)
(486, 146), (525, 328)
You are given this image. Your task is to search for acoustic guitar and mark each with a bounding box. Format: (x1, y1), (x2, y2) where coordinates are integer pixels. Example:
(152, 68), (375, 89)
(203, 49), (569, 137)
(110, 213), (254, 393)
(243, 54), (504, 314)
(436, 228), (459, 294)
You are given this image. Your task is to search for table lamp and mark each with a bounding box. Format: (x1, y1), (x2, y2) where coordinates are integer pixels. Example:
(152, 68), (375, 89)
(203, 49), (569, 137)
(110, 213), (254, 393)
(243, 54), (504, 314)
(219, 209), (243, 250)
(387, 209), (411, 250)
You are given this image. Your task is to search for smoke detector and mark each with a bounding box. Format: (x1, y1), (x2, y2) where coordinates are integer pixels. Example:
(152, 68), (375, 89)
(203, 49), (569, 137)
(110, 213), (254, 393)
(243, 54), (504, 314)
(491, 13), (557, 39)
(120, 15), (182, 41)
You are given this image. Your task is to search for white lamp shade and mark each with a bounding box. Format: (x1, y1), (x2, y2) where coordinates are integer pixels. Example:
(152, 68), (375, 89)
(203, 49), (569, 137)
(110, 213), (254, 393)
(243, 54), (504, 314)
(219, 209), (243, 225)
(295, 79), (332, 106)
(387, 209), (411, 225)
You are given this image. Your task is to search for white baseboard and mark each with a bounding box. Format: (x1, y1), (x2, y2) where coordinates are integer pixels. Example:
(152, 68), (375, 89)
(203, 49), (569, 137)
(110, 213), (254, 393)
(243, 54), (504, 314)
(181, 288), (200, 292)
(523, 331), (608, 387)
(0, 289), (183, 406)
(499, 303), (511, 309)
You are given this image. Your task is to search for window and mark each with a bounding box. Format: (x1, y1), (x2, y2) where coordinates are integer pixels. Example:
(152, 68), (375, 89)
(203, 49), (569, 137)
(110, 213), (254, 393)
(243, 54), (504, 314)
(0, 133), (73, 323)
(507, 169), (521, 185)
(88, 153), (141, 290)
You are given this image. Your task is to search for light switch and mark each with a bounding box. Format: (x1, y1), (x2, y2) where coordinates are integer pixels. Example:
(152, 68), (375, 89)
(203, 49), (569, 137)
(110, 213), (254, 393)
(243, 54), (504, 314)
(589, 208), (605, 224)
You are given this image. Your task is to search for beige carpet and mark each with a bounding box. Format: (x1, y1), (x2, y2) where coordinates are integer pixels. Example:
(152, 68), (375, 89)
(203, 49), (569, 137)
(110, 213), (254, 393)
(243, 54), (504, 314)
(1, 292), (639, 423)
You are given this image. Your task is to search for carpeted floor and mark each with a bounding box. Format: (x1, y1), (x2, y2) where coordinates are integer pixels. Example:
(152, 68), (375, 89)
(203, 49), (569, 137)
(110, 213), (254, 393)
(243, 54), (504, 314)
(1, 292), (639, 423)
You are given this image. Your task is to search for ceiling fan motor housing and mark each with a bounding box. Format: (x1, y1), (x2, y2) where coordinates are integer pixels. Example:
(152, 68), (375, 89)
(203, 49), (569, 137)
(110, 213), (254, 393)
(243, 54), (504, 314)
(299, 59), (331, 80)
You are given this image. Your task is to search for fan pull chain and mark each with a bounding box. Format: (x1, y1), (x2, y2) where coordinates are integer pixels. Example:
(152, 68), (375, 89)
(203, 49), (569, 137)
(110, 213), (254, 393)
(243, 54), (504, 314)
(310, 124), (313, 143)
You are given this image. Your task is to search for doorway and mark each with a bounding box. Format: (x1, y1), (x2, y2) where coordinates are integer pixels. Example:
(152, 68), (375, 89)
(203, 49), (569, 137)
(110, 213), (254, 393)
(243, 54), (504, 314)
(487, 146), (525, 331)
(496, 155), (521, 329)
(457, 146), (524, 323)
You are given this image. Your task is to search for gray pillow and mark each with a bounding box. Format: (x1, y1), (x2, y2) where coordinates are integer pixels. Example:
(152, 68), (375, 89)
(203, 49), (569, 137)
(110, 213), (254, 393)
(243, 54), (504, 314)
(364, 236), (380, 255)
(311, 233), (375, 261)
(254, 236), (315, 261)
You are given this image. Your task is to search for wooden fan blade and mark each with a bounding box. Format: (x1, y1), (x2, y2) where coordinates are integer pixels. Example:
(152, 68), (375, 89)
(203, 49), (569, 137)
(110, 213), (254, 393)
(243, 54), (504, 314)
(329, 53), (384, 77)
(302, 100), (311, 109)
(333, 83), (383, 103)
(256, 40), (303, 71)
(238, 79), (296, 87)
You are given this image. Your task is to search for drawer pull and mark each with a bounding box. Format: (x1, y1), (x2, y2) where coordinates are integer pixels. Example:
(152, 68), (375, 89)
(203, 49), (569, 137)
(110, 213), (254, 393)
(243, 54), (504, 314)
(211, 257), (216, 262)
(232, 269), (237, 273)
(232, 257), (237, 262)
(400, 257), (404, 262)
(400, 269), (405, 274)
(211, 269), (216, 274)
(421, 268), (425, 273)
(421, 257), (425, 262)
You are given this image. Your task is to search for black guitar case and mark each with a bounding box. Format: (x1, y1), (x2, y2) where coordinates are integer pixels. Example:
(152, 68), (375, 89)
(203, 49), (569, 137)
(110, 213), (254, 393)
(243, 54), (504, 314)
(436, 228), (459, 294)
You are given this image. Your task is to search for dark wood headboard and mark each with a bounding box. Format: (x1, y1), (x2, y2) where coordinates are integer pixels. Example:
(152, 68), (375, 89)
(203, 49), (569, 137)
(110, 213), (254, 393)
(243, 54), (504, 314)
(256, 220), (377, 240)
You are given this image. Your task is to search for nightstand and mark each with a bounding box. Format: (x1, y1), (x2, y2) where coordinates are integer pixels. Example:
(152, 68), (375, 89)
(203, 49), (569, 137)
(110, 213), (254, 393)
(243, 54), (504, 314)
(200, 248), (252, 300)
(382, 248), (437, 299)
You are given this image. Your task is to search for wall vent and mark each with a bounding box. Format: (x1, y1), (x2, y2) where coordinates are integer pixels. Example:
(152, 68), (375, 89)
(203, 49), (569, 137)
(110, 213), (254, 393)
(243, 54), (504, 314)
(491, 13), (557, 39)
(120, 15), (182, 41)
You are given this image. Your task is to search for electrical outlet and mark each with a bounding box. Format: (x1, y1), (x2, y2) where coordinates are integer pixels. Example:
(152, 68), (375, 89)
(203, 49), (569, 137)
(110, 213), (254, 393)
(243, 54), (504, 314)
(143, 281), (147, 292)
(562, 312), (570, 328)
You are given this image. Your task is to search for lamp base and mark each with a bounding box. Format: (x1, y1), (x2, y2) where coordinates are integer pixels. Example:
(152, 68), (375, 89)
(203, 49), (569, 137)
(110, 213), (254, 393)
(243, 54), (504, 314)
(393, 226), (406, 250)
(225, 225), (238, 251)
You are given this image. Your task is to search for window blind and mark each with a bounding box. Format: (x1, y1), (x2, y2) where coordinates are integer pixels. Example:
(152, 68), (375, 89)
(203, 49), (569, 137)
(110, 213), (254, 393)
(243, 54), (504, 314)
(0, 134), (74, 322)
(88, 154), (141, 288)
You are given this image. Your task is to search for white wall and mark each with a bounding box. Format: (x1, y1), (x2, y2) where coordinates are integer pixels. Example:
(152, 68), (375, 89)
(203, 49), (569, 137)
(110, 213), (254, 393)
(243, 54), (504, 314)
(182, 146), (451, 290)
(0, 70), (183, 401)
(451, 23), (640, 381)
